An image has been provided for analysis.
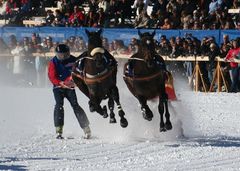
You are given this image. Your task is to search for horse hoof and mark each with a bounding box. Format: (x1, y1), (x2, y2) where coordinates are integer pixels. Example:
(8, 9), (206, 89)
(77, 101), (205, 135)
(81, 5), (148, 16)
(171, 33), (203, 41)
(89, 101), (95, 112)
(143, 114), (153, 121)
(89, 106), (95, 112)
(118, 110), (125, 117)
(142, 107), (153, 121)
(110, 117), (117, 123)
(160, 127), (166, 132)
(103, 113), (108, 118)
(102, 105), (108, 118)
(165, 122), (172, 130)
(120, 118), (128, 128)
(142, 113), (153, 121)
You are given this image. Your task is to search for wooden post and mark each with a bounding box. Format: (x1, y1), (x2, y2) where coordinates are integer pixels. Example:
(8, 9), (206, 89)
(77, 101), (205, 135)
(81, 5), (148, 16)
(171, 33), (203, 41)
(190, 61), (207, 92)
(209, 61), (229, 92)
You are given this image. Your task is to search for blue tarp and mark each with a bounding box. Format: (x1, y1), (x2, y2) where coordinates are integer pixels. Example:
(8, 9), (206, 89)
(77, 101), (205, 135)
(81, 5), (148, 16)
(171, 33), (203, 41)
(0, 27), (239, 45)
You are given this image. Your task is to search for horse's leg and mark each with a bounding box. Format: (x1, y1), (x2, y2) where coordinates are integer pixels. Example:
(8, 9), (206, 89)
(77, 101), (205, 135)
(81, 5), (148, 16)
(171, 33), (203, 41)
(108, 97), (117, 123)
(158, 89), (172, 132)
(137, 96), (153, 121)
(158, 95), (166, 132)
(89, 97), (108, 118)
(111, 86), (128, 128)
(163, 92), (172, 130)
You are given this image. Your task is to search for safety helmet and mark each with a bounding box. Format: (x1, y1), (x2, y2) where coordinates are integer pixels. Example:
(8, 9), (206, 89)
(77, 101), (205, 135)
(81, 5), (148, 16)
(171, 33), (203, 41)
(55, 44), (70, 60)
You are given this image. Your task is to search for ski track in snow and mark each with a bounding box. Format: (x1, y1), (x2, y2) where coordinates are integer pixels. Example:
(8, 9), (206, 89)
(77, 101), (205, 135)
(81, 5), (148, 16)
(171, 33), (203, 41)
(1, 62), (240, 170)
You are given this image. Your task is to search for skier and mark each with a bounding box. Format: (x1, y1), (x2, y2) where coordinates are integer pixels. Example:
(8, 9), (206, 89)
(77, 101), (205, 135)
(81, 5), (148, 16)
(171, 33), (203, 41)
(48, 44), (91, 139)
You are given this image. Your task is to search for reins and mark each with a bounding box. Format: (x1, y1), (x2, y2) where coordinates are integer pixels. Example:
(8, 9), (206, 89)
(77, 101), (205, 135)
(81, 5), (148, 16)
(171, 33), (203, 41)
(128, 57), (145, 62)
(72, 67), (114, 85)
(124, 71), (162, 81)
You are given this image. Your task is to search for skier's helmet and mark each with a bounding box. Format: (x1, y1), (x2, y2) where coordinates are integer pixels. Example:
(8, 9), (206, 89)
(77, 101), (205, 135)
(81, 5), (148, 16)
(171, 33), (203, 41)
(55, 44), (70, 60)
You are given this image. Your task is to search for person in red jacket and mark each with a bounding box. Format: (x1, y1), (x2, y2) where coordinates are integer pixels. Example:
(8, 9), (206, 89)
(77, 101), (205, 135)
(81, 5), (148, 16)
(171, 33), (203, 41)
(69, 5), (85, 26)
(225, 40), (240, 92)
(48, 44), (91, 139)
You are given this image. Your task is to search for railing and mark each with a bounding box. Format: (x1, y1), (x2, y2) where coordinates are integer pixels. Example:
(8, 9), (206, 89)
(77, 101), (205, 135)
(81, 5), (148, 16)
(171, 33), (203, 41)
(0, 28), (239, 46)
(228, 9), (240, 14)
(0, 20), (9, 25)
(2, 52), (238, 92)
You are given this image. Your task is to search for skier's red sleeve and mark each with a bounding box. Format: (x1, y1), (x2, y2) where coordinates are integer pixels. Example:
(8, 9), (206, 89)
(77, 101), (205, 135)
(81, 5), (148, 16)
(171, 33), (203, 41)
(48, 61), (61, 86)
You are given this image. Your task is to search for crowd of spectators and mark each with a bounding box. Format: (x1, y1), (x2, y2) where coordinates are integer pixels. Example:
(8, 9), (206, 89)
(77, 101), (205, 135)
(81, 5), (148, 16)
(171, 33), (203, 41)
(0, 0), (239, 91)
(0, 0), (239, 29)
(0, 32), (239, 91)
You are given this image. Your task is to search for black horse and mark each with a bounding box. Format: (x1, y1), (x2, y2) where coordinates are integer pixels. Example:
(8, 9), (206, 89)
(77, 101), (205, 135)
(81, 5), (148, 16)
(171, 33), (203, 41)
(123, 30), (172, 132)
(72, 29), (128, 128)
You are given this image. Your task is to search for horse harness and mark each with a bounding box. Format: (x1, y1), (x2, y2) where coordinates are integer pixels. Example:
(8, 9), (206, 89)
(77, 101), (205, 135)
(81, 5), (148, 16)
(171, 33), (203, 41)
(72, 56), (115, 85)
(124, 55), (166, 81)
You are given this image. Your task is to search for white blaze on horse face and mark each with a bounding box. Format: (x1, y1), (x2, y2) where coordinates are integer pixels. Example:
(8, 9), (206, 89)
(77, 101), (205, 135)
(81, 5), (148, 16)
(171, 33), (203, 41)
(146, 40), (151, 45)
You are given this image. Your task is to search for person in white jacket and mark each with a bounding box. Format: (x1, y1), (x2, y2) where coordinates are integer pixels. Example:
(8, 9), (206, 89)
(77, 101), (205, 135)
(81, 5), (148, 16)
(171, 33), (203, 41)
(11, 42), (25, 75)
(98, 0), (109, 13)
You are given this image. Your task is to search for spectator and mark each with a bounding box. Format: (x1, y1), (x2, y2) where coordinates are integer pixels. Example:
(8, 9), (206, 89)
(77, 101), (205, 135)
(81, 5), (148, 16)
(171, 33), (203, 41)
(169, 36), (181, 58)
(133, 0), (145, 16)
(43, 36), (54, 52)
(152, 0), (167, 15)
(98, 0), (109, 13)
(69, 5), (85, 27)
(111, 39), (128, 55)
(10, 41), (25, 81)
(207, 43), (220, 87)
(170, 10), (181, 29)
(0, 38), (10, 74)
(108, 0), (121, 26)
(157, 35), (171, 56)
(221, 34), (231, 49)
(74, 36), (87, 52)
(160, 18), (173, 30)
(181, 10), (193, 29)
(118, 0), (132, 25)
(52, 17), (65, 27)
(134, 10), (150, 28)
(31, 33), (41, 46)
(85, 9), (98, 27)
(102, 37), (110, 51)
(232, 0), (240, 9)
(89, 0), (99, 13)
(225, 39), (240, 92)
(182, 0), (196, 15)
(68, 36), (75, 51)
(209, 0), (220, 14)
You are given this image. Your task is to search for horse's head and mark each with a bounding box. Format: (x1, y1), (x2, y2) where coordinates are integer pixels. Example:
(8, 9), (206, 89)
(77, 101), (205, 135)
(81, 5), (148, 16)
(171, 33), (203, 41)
(85, 29), (103, 52)
(138, 30), (156, 68)
(85, 29), (106, 68)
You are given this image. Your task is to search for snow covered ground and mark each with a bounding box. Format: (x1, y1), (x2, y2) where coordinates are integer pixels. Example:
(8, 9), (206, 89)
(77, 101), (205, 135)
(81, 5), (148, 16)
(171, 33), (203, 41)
(1, 62), (240, 171)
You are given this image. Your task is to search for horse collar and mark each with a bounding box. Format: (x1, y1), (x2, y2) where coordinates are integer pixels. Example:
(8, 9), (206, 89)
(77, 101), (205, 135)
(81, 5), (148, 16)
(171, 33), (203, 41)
(85, 68), (108, 78)
(90, 47), (105, 56)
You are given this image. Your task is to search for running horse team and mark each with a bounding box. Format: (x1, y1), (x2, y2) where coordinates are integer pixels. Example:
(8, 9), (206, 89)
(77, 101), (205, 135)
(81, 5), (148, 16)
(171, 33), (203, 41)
(48, 29), (174, 139)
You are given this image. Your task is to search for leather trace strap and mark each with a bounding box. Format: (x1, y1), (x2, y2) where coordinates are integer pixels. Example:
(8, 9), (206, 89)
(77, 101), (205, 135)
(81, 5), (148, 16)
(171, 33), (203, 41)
(72, 68), (114, 85)
(124, 71), (163, 81)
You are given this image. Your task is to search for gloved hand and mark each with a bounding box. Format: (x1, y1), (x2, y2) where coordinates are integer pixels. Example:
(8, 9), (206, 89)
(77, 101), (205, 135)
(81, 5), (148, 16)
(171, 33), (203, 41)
(64, 79), (75, 88)
(59, 77), (75, 89)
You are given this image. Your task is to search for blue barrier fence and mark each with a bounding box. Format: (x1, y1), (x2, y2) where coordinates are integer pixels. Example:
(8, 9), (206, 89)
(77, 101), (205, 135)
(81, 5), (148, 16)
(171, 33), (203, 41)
(0, 27), (239, 45)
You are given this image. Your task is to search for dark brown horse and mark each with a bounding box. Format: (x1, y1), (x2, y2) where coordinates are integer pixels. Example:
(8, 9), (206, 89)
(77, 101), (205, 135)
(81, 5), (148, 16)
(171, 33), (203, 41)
(123, 30), (172, 132)
(72, 29), (128, 128)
